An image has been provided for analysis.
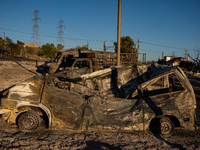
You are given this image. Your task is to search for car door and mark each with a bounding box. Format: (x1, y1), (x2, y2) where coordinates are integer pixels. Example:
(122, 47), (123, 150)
(87, 96), (144, 131)
(142, 73), (186, 120)
(42, 76), (86, 129)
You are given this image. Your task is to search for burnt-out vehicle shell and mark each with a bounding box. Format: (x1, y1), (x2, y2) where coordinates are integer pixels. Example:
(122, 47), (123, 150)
(36, 49), (73, 75)
(37, 55), (94, 76)
(0, 64), (197, 136)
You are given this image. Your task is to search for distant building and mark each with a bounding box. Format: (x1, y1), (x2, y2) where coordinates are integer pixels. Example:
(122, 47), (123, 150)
(166, 58), (181, 66)
(166, 57), (190, 66)
(164, 56), (175, 62)
(24, 43), (38, 48)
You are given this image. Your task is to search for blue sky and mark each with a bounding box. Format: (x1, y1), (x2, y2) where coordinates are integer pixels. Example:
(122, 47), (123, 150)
(0, 0), (200, 61)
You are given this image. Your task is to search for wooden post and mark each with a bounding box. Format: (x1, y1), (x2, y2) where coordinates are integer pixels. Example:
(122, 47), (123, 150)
(137, 38), (139, 64)
(3, 32), (6, 50)
(117, 0), (122, 66)
(104, 41), (106, 52)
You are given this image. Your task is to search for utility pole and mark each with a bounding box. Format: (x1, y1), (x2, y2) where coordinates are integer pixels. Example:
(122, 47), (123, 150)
(87, 41), (89, 49)
(3, 32), (5, 49)
(104, 41), (106, 52)
(57, 19), (65, 48)
(185, 50), (187, 59)
(137, 38), (139, 63)
(31, 8), (41, 46)
(162, 52), (164, 59)
(117, 0), (122, 66)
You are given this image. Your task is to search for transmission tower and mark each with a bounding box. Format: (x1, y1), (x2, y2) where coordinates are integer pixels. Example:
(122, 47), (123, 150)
(31, 8), (41, 46)
(57, 19), (65, 47)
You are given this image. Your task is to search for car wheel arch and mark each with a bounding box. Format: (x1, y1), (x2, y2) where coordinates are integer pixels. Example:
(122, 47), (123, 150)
(149, 115), (179, 137)
(17, 110), (40, 132)
(149, 115), (180, 127)
(16, 104), (52, 128)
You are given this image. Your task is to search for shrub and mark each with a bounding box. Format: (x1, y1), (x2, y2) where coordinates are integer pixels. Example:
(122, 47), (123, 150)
(41, 43), (59, 59)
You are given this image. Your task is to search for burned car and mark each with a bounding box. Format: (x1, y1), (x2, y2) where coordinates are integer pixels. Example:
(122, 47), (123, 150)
(37, 48), (118, 75)
(0, 64), (197, 137)
(37, 51), (95, 76)
(36, 49), (72, 75)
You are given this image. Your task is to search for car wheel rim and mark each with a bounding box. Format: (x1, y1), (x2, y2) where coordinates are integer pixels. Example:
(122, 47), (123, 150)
(21, 114), (39, 130)
(160, 121), (171, 134)
(155, 118), (173, 137)
(18, 111), (40, 131)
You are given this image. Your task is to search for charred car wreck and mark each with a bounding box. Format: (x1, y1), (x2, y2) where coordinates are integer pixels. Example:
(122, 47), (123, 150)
(0, 64), (197, 137)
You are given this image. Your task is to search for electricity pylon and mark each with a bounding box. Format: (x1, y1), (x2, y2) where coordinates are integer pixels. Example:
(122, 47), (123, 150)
(31, 8), (41, 46)
(57, 19), (65, 47)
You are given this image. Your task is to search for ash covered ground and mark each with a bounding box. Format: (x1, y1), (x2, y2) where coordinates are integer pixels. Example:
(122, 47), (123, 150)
(0, 60), (200, 149)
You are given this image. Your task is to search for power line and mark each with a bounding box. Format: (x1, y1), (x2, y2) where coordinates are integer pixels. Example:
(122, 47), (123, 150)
(139, 48), (160, 53)
(0, 27), (32, 35)
(39, 14), (110, 41)
(1, 6), (198, 51)
(0, 7), (113, 42)
(0, 26), (199, 53)
(0, 27), (104, 42)
(0, 14), (31, 22)
(0, 22), (32, 29)
(140, 41), (188, 50)
(40, 14), (112, 41)
(0, 6), (32, 16)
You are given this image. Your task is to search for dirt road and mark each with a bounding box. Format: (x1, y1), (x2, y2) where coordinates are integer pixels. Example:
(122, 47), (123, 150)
(0, 61), (200, 149)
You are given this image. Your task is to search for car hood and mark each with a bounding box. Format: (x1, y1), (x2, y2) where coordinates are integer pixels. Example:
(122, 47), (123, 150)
(6, 75), (45, 102)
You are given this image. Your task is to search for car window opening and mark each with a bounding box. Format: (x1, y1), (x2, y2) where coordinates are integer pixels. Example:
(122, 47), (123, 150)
(144, 73), (184, 97)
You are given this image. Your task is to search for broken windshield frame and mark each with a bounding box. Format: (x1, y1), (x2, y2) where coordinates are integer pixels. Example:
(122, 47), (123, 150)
(53, 52), (62, 63)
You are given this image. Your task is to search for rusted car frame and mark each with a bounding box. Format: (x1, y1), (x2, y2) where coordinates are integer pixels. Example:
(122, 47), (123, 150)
(0, 65), (197, 137)
(37, 49), (146, 75)
(54, 57), (94, 77)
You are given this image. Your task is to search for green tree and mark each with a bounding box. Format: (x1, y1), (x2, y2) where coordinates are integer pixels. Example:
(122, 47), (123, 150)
(4, 37), (12, 49)
(0, 37), (4, 47)
(5, 37), (13, 44)
(41, 43), (59, 59)
(114, 36), (136, 53)
(10, 43), (22, 56)
(3, 37), (13, 54)
(0, 37), (12, 48)
(77, 45), (89, 50)
(17, 40), (23, 45)
(57, 44), (64, 50)
(0, 37), (24, 56)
